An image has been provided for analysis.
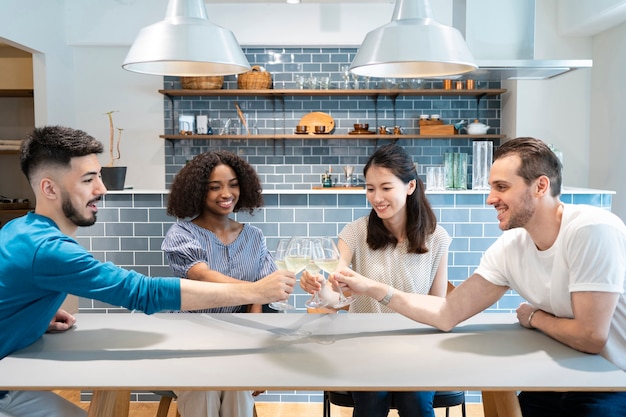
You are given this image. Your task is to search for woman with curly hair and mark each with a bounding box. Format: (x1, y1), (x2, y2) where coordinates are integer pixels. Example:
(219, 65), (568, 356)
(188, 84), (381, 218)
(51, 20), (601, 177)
(162, 150), (292, 417)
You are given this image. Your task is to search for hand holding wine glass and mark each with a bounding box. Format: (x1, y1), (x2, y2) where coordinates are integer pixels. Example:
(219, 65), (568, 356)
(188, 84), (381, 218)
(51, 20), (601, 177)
(316, 237), (355, 308)
(305, 239), (328, 309)
(269, 238), (295, 311)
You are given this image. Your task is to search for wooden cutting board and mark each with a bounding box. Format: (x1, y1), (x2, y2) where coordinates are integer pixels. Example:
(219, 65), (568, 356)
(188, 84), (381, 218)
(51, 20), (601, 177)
(299, 112), (335, 134)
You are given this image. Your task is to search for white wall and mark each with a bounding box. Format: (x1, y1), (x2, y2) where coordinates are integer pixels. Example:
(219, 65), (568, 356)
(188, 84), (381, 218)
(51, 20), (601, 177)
(590, 21), (626, 219)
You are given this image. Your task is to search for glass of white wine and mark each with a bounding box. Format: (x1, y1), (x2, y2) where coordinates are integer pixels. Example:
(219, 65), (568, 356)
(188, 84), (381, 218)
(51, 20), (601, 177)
(305, 238), (328, 309)
(269, 238), (295, 311)
(316, 237), (355, 308)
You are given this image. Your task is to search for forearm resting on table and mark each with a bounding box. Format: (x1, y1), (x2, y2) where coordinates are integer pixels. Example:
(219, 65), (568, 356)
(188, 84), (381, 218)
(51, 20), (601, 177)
(179, 279), (263, 311)
(530, 292), (617, 354)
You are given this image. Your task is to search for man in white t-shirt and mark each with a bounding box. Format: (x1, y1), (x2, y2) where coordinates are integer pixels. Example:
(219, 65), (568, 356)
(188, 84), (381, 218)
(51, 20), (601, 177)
(333, 137), (626, 417)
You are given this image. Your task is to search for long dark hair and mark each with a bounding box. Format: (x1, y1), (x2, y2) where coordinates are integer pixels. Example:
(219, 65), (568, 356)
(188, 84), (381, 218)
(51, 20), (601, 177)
(494, 137), (562, 197)
(167, 150), (263, 219)
(364, 144), (437, 254)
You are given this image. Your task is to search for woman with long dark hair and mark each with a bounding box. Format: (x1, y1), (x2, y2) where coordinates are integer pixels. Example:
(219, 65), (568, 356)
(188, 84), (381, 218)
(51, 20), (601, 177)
(302, 143), (451, 417)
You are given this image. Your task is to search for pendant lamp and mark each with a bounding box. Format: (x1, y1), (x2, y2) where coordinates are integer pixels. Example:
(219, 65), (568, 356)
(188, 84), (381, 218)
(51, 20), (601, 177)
(350, 0), (477, 78)
(122, 0), (251, 76)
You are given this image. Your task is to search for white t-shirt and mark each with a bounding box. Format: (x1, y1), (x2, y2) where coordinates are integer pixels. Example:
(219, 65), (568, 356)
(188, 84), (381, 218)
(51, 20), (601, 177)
(339, 215), (451, 313)
(475, 204), (626, 370)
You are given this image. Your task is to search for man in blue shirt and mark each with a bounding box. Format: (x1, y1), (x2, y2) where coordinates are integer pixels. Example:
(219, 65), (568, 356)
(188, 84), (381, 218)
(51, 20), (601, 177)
(0, 125), (296, 417)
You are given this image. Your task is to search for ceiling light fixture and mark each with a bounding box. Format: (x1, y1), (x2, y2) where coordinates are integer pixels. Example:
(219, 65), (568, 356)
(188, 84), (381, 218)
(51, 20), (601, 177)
(350, 0), (477, 78)
(122, 0), (251, 76)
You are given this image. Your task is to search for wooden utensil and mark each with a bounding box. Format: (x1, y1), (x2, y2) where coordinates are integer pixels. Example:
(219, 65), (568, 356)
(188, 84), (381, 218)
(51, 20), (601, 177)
(234, 101), (249, 135)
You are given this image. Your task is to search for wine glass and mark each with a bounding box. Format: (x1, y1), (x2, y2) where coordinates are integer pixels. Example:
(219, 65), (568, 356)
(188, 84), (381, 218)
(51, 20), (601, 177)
(269, 238), (295, 311)
(316, 237), (355, 308)
(341, 65), (351, 89)
(305, 239), (328, 309)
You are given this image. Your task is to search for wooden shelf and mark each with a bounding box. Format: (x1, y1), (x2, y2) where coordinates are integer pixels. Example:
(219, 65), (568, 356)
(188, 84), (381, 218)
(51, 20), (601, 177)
(0, 150), (20, 155)
(159, 88), (506, 98)
(0, 89), (34, 97)
(161, 134), (505, 140)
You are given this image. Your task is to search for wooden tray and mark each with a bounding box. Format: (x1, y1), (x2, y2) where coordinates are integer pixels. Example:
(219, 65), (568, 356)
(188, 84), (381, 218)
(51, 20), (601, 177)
(420, 124), (456, 135)
(299, 112), (335, 134)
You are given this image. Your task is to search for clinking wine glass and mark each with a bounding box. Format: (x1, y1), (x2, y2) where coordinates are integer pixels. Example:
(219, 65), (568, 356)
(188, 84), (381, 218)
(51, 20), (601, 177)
(269, 238), (295, 311)
(305, 239), (328, 309)
(316, 237), (355, 308)
(272, 237), (312, 311)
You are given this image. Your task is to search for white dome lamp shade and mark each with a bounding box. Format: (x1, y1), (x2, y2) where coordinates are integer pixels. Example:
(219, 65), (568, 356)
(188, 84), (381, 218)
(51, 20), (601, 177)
(350, 0), (477, 78)
(122, 0), (251, 76)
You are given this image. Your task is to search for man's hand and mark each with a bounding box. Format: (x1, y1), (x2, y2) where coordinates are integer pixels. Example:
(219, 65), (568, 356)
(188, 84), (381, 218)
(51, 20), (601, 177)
(47, 309), (76, 333)
(517, 302), (539, 329)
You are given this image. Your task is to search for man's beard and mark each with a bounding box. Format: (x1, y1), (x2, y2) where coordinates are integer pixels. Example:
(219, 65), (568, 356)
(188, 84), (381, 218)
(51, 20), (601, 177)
(61, 192), (97, 227)
(503, 188), (534, 230)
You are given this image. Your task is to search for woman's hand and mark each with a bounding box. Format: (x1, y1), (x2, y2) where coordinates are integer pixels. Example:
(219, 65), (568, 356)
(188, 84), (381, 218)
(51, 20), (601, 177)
(300, 269), (322, 294)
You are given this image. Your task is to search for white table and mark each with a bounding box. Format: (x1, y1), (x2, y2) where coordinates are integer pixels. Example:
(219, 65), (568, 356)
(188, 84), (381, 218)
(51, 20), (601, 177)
(1, 313), (625, 417)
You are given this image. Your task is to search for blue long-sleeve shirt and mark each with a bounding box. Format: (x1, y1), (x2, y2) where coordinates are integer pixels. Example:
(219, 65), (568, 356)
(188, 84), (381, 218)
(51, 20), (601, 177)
(0, 212), (181, 359)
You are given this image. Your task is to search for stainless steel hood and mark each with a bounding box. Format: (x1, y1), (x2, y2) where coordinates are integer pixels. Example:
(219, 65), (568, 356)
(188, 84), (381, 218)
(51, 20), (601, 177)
(462, 59), (593, 81)
(451, 0), (592, 81)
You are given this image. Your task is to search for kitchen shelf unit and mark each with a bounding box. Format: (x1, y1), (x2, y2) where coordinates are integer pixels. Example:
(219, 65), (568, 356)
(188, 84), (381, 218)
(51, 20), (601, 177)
(158, 88), (506, 98)
(160, 133), (506, 140)
(0, 89), (35, 225)
(159, 87), (506, 141)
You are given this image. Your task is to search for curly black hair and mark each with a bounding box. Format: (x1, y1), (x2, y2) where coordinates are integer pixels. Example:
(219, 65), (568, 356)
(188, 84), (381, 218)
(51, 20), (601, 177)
(167, 150), (263, 219)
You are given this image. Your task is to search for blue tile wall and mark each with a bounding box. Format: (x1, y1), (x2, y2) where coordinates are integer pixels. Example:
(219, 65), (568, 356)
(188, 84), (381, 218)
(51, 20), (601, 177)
(162, 47), (502, 189)
(76, 190), (613, 404)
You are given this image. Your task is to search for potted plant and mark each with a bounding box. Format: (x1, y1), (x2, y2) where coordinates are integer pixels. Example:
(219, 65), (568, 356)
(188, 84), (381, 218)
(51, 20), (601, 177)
(100, 111), (126, 190)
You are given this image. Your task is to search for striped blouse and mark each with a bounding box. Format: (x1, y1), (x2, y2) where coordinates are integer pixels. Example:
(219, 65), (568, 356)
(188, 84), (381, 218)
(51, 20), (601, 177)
(161, 221), (276, 313)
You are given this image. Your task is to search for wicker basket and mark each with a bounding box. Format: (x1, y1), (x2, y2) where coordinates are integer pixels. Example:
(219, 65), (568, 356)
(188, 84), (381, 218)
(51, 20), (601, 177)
(180, 76), (224, 90)
(237, 66), (272, 89)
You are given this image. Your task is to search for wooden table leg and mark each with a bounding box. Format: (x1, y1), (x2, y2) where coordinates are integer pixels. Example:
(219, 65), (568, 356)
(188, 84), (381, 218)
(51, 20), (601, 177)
(482, 391), (522, 417)
(87, 390), (130, 417)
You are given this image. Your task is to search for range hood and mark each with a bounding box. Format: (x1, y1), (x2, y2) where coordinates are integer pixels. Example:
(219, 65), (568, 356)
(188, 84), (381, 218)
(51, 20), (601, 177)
(450, 0), (592, 81)
(461, 59), (593, 81)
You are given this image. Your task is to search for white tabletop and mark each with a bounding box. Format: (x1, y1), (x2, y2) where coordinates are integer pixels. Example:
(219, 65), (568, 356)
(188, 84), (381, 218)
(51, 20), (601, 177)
(1, 312), (624, 392)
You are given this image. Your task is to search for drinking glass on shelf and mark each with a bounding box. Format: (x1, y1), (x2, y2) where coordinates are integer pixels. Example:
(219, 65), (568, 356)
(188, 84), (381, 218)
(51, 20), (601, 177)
(341, 65), (351, 89)
(315, 237), (355, 308)
(269, 238), (295, 311)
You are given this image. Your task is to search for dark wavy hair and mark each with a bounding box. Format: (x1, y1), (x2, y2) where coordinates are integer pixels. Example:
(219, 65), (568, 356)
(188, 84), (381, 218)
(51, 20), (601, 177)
(363, 143), (437, 254)
(20, 126), (104, 183)
(494, 137), (562, 197)
(166, 150), (263, 219)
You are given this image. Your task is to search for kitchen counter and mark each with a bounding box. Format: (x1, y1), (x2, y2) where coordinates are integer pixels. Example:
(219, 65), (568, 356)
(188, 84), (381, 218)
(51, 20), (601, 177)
(105, 186), (615, 195)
